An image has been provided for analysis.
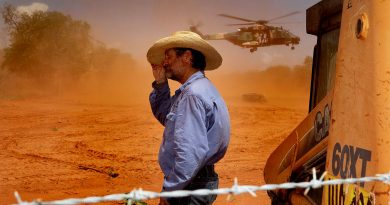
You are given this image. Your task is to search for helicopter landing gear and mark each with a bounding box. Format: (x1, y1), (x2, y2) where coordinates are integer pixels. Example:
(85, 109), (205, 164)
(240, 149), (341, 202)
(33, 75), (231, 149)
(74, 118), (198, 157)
(250, 47), (257, 53)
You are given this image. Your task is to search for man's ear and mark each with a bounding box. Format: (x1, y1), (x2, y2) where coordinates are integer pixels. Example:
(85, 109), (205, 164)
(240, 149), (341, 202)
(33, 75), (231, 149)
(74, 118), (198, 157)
(183, 50), (192, 64)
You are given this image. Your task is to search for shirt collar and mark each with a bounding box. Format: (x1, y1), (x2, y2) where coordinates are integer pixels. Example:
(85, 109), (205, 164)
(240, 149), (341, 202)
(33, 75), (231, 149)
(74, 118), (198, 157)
(175, 71), (205, 95)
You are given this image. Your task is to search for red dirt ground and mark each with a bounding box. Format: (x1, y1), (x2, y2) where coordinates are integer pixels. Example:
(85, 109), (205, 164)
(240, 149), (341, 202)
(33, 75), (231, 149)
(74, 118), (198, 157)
(0, 95), (307, 205)
(0, 67), (310, 205)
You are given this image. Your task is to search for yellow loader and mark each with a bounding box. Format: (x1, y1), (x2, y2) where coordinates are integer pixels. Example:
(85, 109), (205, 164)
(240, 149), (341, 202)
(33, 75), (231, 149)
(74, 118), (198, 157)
(264, 0), (390, 204)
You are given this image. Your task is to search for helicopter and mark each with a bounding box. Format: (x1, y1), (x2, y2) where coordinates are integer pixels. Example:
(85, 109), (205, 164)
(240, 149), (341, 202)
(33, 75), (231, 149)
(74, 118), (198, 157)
(189, 12), (301, 53)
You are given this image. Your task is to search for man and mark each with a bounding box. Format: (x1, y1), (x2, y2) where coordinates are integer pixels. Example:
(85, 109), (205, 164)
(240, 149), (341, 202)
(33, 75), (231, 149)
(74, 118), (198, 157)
(147, 31), (231, 205)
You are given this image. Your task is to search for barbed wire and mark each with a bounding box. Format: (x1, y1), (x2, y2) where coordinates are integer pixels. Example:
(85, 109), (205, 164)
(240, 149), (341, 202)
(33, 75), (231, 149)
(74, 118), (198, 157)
(13, 168), (390, 205)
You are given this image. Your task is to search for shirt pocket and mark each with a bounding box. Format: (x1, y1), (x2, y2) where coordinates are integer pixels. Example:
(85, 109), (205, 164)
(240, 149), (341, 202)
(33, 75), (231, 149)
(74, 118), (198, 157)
(163, 110), (177, 144)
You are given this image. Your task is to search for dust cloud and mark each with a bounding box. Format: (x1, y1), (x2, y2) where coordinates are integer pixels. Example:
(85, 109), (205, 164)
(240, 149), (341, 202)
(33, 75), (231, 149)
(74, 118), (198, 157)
(0, 50), (311, 109)
(0, 51), (152, 105)
(68, 62), (153, 106)
(0, 50), (311, 204)
(209, 61), (312, 109)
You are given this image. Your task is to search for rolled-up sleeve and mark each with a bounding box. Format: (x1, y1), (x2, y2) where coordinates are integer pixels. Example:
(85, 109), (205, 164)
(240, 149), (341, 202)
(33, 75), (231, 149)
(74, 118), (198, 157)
(163, 94), (209, 191)
(149, 81), (171, 125)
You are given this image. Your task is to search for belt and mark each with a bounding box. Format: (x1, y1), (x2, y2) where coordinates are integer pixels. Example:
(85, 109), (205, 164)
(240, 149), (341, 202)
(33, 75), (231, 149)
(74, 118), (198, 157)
(195, 165), (217, 178)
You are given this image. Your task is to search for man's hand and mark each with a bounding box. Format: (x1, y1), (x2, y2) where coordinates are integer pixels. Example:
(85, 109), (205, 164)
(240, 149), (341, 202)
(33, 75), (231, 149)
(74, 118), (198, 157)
(151, 64), (167, 84)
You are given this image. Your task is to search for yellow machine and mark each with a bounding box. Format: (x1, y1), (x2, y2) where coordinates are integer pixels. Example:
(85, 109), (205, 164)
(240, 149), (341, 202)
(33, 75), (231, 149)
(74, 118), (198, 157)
(264, 0), (390, 204)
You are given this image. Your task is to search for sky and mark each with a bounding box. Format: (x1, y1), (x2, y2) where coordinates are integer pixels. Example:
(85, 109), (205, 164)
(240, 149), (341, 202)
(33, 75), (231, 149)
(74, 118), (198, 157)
(0, 0), (320, 70)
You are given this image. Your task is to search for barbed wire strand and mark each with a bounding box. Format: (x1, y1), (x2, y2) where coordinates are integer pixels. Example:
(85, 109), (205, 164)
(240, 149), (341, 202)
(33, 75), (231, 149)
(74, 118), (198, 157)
(13, 168), (390, 205)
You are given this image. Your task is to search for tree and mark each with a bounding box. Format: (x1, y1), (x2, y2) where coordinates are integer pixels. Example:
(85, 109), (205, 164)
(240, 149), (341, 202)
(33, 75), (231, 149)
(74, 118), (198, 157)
(1, 4), (92, 81)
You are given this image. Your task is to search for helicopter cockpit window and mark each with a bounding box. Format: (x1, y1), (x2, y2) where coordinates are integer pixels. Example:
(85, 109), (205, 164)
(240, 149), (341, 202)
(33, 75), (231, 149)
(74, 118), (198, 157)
(239, 32), (253, 41)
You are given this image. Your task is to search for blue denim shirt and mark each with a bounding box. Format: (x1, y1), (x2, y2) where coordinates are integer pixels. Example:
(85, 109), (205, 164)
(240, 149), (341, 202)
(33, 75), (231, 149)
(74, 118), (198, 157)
(149, 71), (230, 191)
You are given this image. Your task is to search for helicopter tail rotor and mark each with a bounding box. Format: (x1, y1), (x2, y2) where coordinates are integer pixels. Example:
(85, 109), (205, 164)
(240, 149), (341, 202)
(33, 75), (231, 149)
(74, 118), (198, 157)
(188, 19), (206, 39)
(189, 25), (206, 39)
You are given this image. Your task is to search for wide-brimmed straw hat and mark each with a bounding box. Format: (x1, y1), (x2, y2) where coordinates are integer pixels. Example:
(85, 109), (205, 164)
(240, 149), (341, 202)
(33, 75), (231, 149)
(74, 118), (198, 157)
(147, 31), (222, 70)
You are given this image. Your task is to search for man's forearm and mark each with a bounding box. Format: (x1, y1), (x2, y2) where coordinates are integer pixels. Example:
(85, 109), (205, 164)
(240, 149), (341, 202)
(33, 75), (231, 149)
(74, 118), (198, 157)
(149, 81), (171, 125)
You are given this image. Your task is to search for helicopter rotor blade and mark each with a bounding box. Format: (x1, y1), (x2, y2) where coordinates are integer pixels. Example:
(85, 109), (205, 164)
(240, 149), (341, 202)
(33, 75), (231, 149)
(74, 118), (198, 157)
(269, 21), (303, 25)
(219, 11), (300, 26)
(225, 23), (256, 26)
(267, 11), (300, 22)
(218, 14), (257, 23)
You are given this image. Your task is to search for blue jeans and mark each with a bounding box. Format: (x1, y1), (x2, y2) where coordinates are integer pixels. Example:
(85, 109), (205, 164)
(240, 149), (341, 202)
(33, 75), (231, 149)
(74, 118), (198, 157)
(165, 166), (219, 205)
(166, 178), (219, 205)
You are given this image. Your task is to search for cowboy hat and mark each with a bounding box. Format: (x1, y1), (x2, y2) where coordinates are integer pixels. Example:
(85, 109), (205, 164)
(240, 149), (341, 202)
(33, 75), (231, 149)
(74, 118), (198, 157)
(147, 31), (222, 70)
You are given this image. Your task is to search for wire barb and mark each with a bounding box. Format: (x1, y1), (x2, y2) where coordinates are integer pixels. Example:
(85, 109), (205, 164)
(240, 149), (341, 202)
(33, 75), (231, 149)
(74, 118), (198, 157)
(14, 192), (23, 205)
(376, 172), (390, 185)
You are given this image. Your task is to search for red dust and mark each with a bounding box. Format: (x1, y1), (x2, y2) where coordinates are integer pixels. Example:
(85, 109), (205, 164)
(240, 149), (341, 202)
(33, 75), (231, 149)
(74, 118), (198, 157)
(0, 60), (310, 204)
